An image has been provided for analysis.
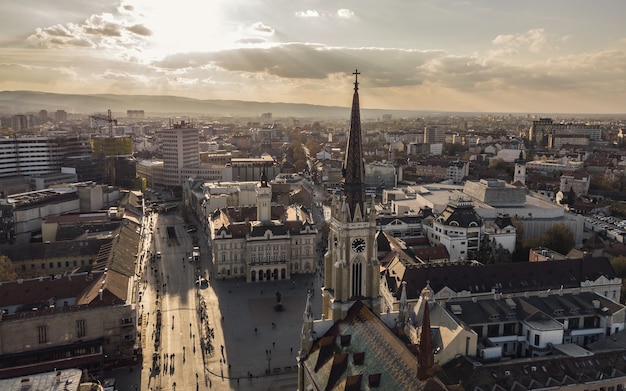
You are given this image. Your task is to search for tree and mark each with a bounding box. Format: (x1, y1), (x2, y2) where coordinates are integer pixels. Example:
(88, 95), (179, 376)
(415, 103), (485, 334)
(609, 256), (626, 299)
(537, 223), (575, 255)
(0, 255), (18, 282)
(610, 202), (626, 219)
(478, 236), (512, 264)
(488, 158), (508, 170)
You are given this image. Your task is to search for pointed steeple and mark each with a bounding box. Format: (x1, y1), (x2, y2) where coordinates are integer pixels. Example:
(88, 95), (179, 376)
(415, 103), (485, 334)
(299, 291), (314, 353)
(417, 284), (435, 381)
(342, 69), (366, 220)
(398, 281), (409, 326)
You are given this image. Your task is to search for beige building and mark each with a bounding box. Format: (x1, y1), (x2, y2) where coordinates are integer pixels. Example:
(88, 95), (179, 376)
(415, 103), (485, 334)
(0, 270), (136, 379)
(208, 174), (317, 282)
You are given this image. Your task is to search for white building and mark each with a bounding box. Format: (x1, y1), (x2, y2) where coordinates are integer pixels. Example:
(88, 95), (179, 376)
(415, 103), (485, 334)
(157, 123), (200, 187)
(422, 198), (483, 260)
(390, 179), (584, 245)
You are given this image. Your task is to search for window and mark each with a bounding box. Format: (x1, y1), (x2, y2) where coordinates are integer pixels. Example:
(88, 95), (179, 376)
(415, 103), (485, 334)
(534, 334), (540, 346)
(351, 261), (362, 297)
(77, 319), (86, 337)
(38, 325), (48, 343)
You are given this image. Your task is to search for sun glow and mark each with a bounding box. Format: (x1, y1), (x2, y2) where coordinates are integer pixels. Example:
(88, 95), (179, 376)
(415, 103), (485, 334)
(134, 0), (230, 59)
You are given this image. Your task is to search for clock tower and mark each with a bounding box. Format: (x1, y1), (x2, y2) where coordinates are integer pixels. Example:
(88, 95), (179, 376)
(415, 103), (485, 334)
(322, 70), (380, 320)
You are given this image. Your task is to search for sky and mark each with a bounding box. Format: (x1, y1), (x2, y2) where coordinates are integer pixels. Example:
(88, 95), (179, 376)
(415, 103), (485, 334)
(1, 0), (626, 113)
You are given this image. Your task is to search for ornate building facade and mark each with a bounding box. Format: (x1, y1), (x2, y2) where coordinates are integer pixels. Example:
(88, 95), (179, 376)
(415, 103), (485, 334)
(208, 171), (317, 282)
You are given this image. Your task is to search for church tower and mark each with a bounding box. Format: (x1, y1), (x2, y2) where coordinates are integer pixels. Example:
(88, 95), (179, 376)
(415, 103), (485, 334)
(513, 150), (526, 186)
(256, 169), (272, 224)
(322, 70), (380, 320)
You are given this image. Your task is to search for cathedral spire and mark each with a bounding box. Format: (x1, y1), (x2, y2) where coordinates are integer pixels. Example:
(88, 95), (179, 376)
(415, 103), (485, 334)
(342, 69), (366, 220)
(417, 285), (435, 381)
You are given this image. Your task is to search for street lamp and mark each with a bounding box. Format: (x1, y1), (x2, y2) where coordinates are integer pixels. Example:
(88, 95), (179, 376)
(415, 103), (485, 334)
(265, 349), (272, 374)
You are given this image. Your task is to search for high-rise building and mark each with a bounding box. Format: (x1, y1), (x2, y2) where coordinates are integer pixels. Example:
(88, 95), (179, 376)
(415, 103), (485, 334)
(424, 126), (445, 144)
(157, 122), (200, 187)
(54, 110), (67, 123)
(0, 135), (89, 178)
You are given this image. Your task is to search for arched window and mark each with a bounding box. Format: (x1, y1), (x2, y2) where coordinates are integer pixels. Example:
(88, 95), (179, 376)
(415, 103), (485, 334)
(351, 261), (362, 298)
(251, 270), (256, 281)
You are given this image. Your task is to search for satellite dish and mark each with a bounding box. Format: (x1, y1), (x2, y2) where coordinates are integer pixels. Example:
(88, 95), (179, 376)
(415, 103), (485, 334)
(555, 191), (564, 205)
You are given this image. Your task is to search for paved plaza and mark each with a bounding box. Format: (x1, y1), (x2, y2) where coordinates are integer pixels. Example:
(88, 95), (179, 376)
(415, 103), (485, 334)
(199, 270), (323, 390)
(105, 199), (326, 391)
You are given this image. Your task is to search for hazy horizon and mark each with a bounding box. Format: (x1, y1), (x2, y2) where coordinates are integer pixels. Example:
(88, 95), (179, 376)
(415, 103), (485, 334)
(2, 1), (626, 114)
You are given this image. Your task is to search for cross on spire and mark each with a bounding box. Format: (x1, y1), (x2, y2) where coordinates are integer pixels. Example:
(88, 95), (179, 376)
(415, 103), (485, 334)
(353, 69), (360, 91)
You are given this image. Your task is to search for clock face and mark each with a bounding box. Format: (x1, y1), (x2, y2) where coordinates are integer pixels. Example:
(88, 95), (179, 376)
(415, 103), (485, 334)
(351, 238), (366, 253)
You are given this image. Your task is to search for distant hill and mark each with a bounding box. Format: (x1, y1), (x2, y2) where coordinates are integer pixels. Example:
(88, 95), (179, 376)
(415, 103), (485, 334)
(0, 90), (430, 119)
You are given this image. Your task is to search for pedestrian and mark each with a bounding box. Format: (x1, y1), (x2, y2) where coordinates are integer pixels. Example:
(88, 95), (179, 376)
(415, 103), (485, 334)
(290, 347), (293, 354)
(254, 327), (257, 335)
(272, 341), (275, 348)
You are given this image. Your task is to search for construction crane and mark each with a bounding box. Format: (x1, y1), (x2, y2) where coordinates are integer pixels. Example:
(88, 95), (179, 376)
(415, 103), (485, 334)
(89, 109), (117, 137)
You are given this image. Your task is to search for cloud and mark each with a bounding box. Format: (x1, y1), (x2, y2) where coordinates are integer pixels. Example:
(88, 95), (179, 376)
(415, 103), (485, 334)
(337, 9), (355, 19)
(25, 7), (150, 51)
(249, 22), (275, 36)
(492, 28), (548, 53)
(295, 10), (320, 18)
(127, 24), (152, 36)
(236, 38), (266, 44)
(149, 40), (626, 100)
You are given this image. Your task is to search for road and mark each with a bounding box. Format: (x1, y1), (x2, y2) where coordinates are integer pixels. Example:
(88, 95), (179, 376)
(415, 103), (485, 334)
(139, 210), (205, 391)
(127, 195), (323, 391)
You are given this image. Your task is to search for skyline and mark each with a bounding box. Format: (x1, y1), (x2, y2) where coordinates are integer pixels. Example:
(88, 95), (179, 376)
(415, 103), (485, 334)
(1, 1), (626, 114)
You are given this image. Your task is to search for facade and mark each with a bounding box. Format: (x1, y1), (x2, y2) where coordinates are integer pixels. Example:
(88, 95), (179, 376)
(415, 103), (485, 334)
(445, 291), (625, 359)
(446, 160), (469, 184)
(0, 270), (136, 379)
(208, 174), (317, 281)
(560, 171), (590, 196)
(230, 155), (280, 182)
(0, 134), (90, 179)
(526, 158), (584, 173)
(381, 256), (622, 311)
(422, 198), (483, 260)
(157, 123), (200, 187)
(529, 117), (603, 147)
(424, 127), (446, 144)
(30, 172), (78, 191)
